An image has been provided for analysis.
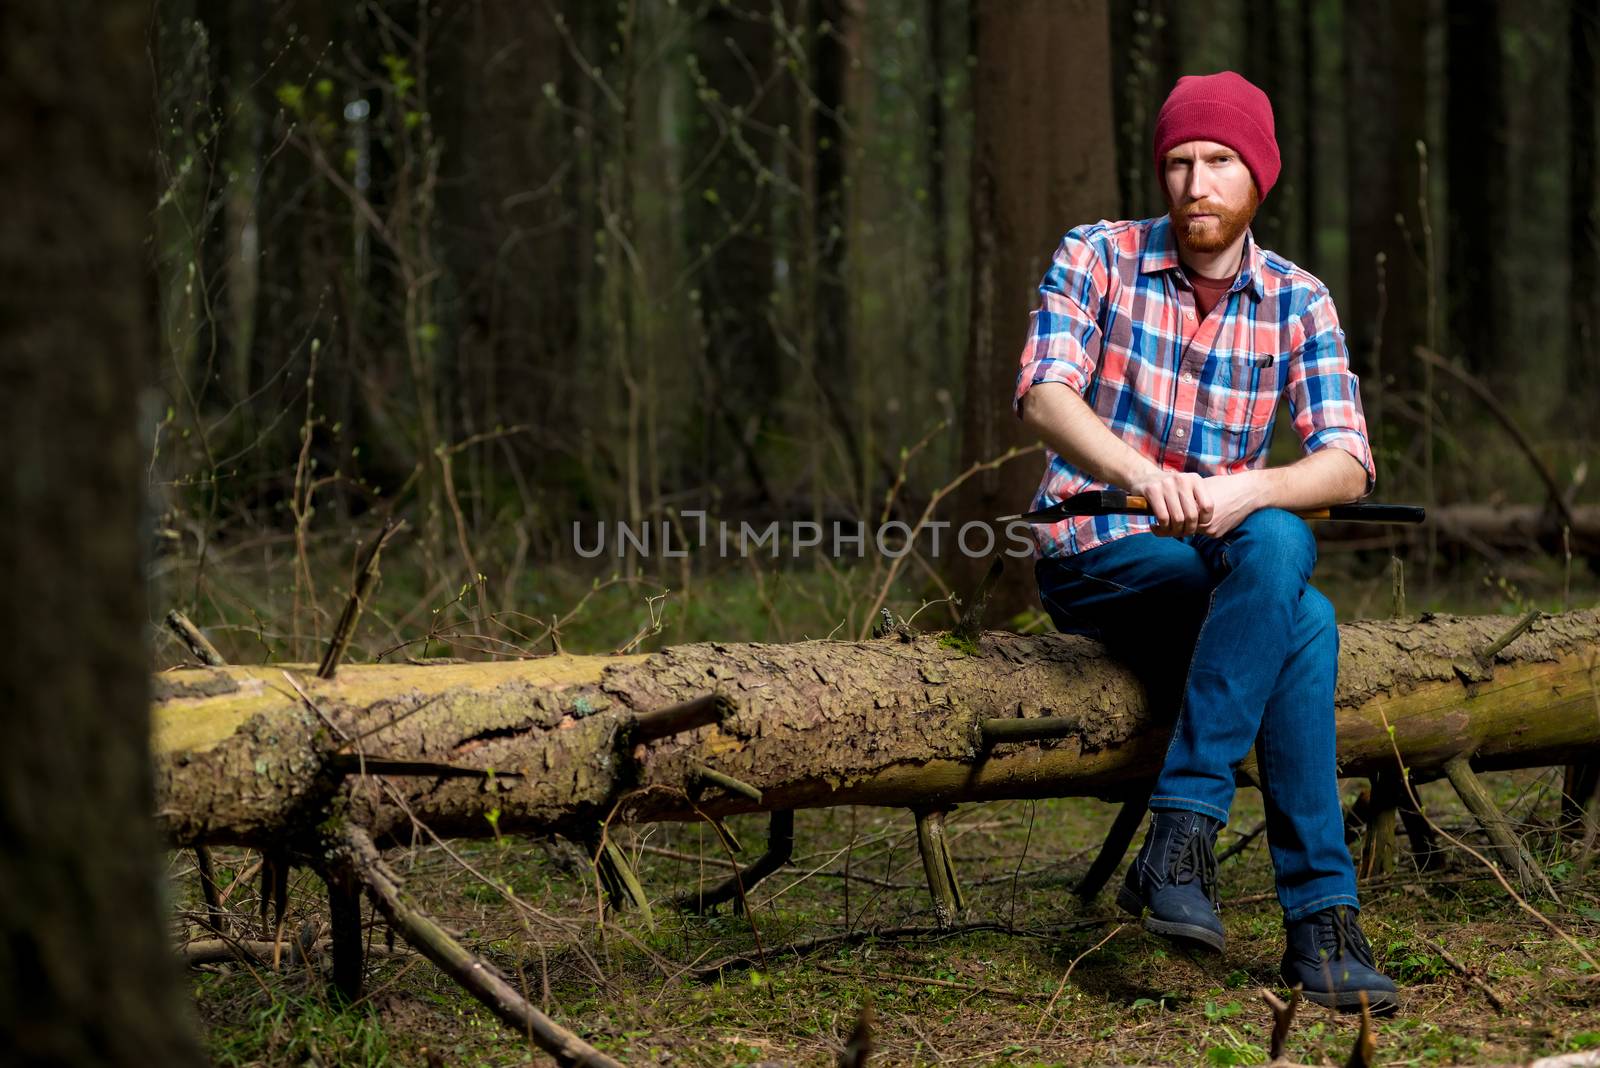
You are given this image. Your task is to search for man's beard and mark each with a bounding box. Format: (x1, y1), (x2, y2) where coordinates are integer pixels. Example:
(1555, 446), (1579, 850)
(1169, 184), (1260, 255)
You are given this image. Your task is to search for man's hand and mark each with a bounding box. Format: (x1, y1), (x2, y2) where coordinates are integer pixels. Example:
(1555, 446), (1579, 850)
(1196, 471), (1268, 538)
(1130, 469), (1213, 537)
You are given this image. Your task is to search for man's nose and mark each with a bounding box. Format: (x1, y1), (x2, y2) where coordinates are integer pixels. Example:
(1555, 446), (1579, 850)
(1185, 165), (1211, 202)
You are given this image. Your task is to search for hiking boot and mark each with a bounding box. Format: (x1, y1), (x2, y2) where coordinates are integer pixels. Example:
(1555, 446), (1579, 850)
(1281, 905), (1399, 1014)
(1116, 809), (1225, 952)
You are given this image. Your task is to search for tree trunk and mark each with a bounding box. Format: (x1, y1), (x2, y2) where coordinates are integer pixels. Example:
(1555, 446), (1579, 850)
(1446, 0), (1510, 382)
(0, 3), (207, 1062)
(1343, 0), (1426, 394)
(687, 1), (785, 504)
(1571, 0), (1600, 413)
(954, 0), (1119, 623)
(439, 1), (576, 479)
(154, 610), (1600, 851)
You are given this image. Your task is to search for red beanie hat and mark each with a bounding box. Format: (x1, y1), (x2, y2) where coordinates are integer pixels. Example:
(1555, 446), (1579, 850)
(1153, 71), (1280, 202)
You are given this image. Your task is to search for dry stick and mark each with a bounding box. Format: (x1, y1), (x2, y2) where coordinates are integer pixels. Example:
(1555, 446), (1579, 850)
(952, 553), (1004, 646)
(1073, 794), (1149, 900)
(1378, 710), (1600, 975)
(165, 608), (225, 666)
(319, 519), (404, 679)
(1358, 771), (1401, 879)
(590, 839), (654, 931)
(1413, 346), (1579, 532)
(217, 857), (263, 906)
(326, 863), (365, 1001)
(1346, 992), (1376, 1068)
(1433, 940), (1507, 1013)
(1262, 986), (1300, 1063)
(838, 1003), (874, 1068)
(703, 816), (743, 855)
(181, 936), (410, 968)
(1037, 922), (1124, 1039)
(188, 810), (227, 935)
(980, 716), (1083, 746)
(628, 691), (733, 745)
(1217, 820), (1267, 865)
(687, 762), (763, 803)
(913, 808), (965, 929)
(1442, 755), (1557, 901)
(683, 798), (768, 971)
(672, 810), (794, 914)
(340, 826), (622, 1068)
(1476, 608), (1542, 663)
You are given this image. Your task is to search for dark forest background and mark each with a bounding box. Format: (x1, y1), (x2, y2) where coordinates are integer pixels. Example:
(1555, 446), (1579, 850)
(148, 0), (1600, 662)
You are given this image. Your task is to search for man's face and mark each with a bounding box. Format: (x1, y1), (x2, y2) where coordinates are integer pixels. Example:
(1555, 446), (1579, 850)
(1162, 140), (1259, 256)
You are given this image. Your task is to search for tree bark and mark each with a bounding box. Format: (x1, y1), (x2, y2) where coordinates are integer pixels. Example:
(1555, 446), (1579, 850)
(154, 611), (1600, 851)
(1, 2), (207, 1062)
(954, 0), (1119, 623)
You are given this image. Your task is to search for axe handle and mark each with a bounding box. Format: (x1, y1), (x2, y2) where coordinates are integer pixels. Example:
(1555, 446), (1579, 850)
(1121, 495), (1424, 524)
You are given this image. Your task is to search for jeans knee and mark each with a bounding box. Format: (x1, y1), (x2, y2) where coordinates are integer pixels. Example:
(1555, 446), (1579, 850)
(1229, 508), (1317, 582)
(1300, 586), (1337, 648)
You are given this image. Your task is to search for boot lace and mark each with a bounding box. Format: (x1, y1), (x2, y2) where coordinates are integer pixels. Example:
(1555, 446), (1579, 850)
(1314, 907), (1376, 967)
(1166, 824), (1220, 908)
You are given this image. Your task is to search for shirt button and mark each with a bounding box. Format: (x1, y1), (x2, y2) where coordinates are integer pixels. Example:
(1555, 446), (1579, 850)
(1185, 309), (1195, 320)
(1182, 372), (1194, 383)
(1175, 427), (1186, 438)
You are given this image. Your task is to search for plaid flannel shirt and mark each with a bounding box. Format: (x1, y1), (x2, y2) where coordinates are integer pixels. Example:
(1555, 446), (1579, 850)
(1013, 214), (1376, 559)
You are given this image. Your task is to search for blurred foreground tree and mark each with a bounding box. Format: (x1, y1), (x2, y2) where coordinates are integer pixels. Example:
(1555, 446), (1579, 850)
(0, 3), (206, 1063)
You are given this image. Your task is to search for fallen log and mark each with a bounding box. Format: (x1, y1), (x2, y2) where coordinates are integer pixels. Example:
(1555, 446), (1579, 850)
(153, 609), (1600, 851)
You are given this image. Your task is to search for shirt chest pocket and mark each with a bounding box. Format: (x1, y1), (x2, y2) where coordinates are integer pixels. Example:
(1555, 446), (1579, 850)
(1200, 350), (1282, 432)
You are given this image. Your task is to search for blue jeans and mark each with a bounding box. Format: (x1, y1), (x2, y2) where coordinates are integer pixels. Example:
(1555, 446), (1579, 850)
(1034, 508), (1359, 921)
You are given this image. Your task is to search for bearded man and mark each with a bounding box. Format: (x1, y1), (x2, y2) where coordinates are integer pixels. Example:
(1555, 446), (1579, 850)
(1013, 71), (1398, 1012)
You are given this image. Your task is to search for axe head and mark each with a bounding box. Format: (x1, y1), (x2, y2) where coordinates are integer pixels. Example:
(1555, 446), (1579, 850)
(996, 489), (1135, 525)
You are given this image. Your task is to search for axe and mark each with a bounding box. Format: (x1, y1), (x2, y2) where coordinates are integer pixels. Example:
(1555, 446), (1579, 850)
(998, 489), (1425, 526)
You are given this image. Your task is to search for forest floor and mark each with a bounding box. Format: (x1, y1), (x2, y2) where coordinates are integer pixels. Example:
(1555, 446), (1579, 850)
(177, 772), (1600, 1067)
(162, 543), (1600, 1066)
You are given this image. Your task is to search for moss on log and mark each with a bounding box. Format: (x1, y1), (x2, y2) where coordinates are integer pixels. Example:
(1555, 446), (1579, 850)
(152, 610), (1600, 850)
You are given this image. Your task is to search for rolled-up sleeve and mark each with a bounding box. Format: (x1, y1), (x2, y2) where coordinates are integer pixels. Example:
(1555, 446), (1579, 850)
(1013, 230), (1107, 417)
(1285, 288), (1377, 495)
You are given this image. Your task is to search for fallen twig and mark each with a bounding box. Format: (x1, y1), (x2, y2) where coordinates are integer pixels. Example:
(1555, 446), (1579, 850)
(180, 935), (409, 968)
(339, 824), (621, 1068)
(1038, 922), (1124, 1038)
(1434, 940), (1507, 1013)
(1217, 820), (1267, 864)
